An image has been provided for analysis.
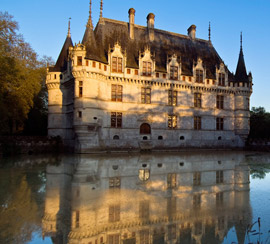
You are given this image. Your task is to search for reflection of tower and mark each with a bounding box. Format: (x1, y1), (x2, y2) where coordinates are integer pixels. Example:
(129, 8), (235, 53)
(42, 158), (74, 244)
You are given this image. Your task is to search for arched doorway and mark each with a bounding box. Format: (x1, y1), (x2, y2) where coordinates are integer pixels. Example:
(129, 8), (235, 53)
(140, 123), (151, 134)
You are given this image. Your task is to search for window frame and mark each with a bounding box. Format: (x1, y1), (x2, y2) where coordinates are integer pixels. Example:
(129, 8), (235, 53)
(216, 95), (224, 109)
(111, 84), (123, 102)
(194, 93), (202, 108)
(168, 115), (177, 129)
(170, 65), (178, 80)
(216, 117), (224, 130)
(142, 61), (152, 76)
(218, 73), (225, 86)
(194, 116), (202, 130)
(141, 87), (151, 104)
(112, 56), (123, 73)
(168, 90), (177, 106)
(111, 112), (122, 128)
(195, 69), (204, 83)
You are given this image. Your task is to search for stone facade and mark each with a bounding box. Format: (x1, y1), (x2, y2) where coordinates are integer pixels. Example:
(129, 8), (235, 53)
(46, 1), (253, 153)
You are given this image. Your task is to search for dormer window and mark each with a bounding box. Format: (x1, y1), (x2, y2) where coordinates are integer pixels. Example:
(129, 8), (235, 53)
(112, 57), (123, 73)
(218, 73), (225, 86)
(142, 61), (152, 76)
(195, 70), (203, 83)
(170, 66), (178, 80)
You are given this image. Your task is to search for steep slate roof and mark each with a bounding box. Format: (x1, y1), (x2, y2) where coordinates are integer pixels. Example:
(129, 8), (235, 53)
(235, 47), (249, 83)
(91, 18), (232, 80)
(49, 35), (73, 72)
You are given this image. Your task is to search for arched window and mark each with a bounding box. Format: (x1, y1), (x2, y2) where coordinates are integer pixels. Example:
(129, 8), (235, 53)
(113, 135), (119, 140)
(140, 123), (151, 134)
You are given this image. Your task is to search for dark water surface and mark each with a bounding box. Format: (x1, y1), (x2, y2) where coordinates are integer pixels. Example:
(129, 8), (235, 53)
(1, 151), (270, 244)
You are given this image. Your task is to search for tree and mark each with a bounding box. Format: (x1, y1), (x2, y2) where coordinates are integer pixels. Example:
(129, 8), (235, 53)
(249, 107), (270, 140)
(0, 12), (50, 135)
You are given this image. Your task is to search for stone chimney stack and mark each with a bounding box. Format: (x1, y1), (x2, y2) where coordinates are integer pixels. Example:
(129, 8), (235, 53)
(128, 8), (135, 39)
(188, 25), (196, 40)
(147, 13), (155, 41)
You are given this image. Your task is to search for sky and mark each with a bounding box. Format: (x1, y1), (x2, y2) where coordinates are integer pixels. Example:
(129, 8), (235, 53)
(1, 0), (270, 111)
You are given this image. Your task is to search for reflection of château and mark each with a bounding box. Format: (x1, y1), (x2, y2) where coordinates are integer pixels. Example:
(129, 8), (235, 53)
(42, 152), (251, 244)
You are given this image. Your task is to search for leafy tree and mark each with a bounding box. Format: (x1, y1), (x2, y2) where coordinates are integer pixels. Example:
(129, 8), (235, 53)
(0, 12), (50, 135)
(249, 107), (270, 140)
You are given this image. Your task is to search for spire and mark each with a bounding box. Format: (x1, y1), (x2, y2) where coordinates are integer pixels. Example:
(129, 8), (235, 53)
(208, 22), (211, 42)
(67, 18), (71, 37)
(87, 0), (93, 29)
(100, 0), (103, 19)
(235, 32), (249, 83)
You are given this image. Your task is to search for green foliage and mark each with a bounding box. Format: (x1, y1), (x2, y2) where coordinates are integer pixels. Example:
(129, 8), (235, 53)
(249, 107), (270, 140)
(0, 12), (52, 135)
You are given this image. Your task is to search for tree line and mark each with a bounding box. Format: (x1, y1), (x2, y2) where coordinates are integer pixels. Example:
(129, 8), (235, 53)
(0, 11), (52, 135)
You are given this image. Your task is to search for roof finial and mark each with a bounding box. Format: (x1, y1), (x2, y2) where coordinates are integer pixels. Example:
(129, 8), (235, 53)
(208, 22), (211, 42)
(240, 31), (243, 50)
(68, 17), (71, 37)
(100, 0), (103, 19)
(87, 0), (93, 29)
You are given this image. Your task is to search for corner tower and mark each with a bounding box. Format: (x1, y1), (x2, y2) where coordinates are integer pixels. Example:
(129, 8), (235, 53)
(234, 33), (253, 146)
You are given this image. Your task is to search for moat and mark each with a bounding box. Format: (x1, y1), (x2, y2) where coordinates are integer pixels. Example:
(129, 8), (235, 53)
(0, 151), (270, 244)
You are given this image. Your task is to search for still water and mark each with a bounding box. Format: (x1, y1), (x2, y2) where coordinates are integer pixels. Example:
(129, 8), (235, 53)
(0, 151), (270, 244)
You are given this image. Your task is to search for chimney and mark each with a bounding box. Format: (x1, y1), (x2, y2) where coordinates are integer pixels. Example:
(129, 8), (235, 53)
(147, 13), (155, 41)
(188, 25), (196, 40)
(128, 8), (135, 39)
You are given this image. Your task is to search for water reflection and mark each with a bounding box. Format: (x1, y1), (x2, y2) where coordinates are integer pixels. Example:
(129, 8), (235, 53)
(42, 152), (252, 244)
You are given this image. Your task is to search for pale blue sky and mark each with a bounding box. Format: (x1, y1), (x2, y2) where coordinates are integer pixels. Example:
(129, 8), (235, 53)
(2, 0), (269, 111)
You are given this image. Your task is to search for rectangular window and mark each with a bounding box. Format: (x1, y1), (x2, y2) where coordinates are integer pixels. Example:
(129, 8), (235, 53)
(109, 177), (121, 188)
(168, 90), (177, 106)
(194, 116), (201, 130)
(109, 204), (120, 222)
(111, 112), (122, 128)
(170, 66), (178, 80)
(167, 173), (177, 189)
(112, 57), (122, 73)
(142, 61), (152, 76)
(216, 170), (224, 184)
(156, 72), (159, 78)
(168, 115), (177, 129)
(193, 172), (201, 186)
(92, 61), (96, 68)
(99, 63), (101, 69)
(139, 201), (149, 219)
(75, 210), (80, 228)
(182, 76), (186, 81)
(139, 230), (149, 244)
(78, 111), (82, 118)
(108, 234), (120, 244)
(189, 77), (192, 82)
(79, 81), (83, 97)
(216, 192), (223, 207)
(104, 65), (107, 71)
(194, 93), (202, 108)
(141, 88), (151, 104)
(195, 70), (203, 83)
(168, 224), (176, 240)
(193, 194), (201, 209)
(216, 117), (224, 130)
(127, 68), (131, 74)
(111, 84), (123, 102)
(218, 217), (225, 230)
(77, 56), (82, 66)
(86, 60), (89, 66)
(218, 73), (225, 86)
(163, 73), (166, 79)
(135, 70), (138, 75)
(217, 95), (224, 109)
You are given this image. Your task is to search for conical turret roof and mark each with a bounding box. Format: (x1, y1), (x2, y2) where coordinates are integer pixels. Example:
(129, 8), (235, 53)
(235, 33), (249, 82)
